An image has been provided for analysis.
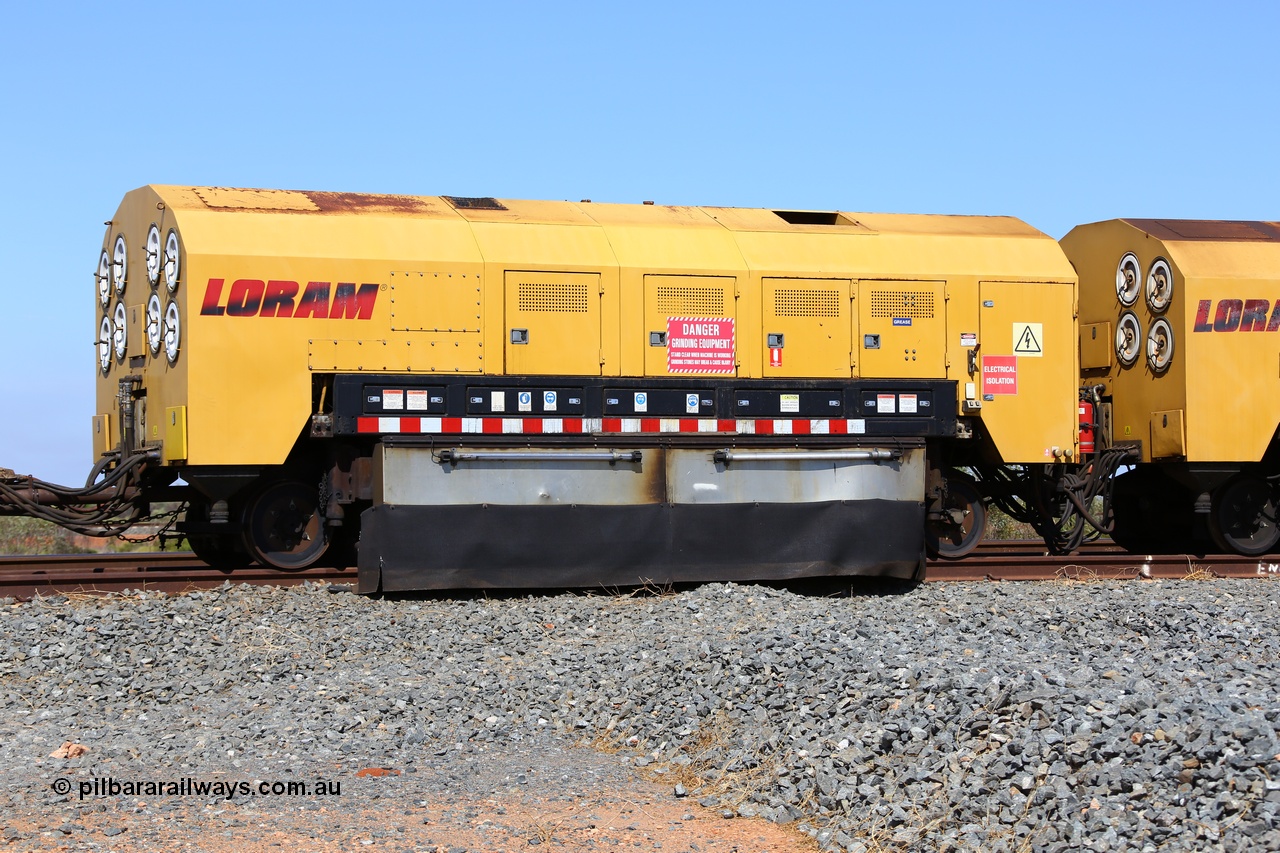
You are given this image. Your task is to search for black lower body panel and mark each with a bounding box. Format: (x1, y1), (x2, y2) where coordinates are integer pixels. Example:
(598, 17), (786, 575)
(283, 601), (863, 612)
(357, 500), (924, 592)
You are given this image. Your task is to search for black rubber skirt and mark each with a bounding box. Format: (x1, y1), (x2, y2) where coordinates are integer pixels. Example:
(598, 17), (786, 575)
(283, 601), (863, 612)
(356, 500), (924, 592)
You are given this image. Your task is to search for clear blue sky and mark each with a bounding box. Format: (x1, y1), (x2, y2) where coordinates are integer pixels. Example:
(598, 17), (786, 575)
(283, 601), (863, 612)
(1, 1), (1277, 484)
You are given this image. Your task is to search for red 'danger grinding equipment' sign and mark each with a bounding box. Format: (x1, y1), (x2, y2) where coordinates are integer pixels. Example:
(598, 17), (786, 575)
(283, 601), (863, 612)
(981, 355), (1018, 395)
(667, 317), (736, 374)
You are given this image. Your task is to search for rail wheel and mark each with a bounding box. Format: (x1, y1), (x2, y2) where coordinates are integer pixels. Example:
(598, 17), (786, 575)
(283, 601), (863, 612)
(241, 479), (329, 569)
(1108, 468), (1197, 554)
(926, 476), (986, 559)
(187, 534), (251, 569)
(183, 497), (251, 569)
(1209, 474), (1280, 556)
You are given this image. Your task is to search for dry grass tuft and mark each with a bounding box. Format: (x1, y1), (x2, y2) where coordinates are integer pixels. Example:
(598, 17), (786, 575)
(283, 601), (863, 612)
(1054, 564), (1141, 582)
(602, 710), (781, 809)
(630, 578), (678, 598)
(1054, 564), (1100, 582)
(1182, 563), (1219, 581)
(663, 712), (770, 799)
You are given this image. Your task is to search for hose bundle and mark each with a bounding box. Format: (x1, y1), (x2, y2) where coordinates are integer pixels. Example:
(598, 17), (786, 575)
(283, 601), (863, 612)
(0, 451), (158, 537)
(974, 445), (1137, 555)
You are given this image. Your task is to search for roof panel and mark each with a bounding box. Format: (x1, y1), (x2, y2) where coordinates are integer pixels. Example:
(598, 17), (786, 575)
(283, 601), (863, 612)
(1124, 219), (1280, 242)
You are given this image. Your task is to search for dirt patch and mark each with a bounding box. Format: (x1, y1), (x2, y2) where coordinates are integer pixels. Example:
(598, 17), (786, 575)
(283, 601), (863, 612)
(7, 782), (817, 852)
(12, 738), (818, 852)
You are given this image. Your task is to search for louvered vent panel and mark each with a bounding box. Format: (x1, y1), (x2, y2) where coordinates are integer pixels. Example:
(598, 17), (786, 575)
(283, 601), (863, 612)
(518, 281), (590, 313)
(656, 287), (725, 315)
(869, 291), (935, 318)
(774, 289), (841, 318)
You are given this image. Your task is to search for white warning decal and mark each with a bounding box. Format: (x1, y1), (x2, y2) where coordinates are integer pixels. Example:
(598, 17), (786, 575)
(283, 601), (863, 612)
(1013, 323), (1043, 357)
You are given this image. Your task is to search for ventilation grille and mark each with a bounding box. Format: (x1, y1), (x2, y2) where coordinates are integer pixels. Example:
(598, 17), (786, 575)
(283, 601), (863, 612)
(518, 282), (590, 313)
(869, 291), (935, 318)
(774, 289), (841, 318)
(443, 196), (507, 211)
(656, 287), (725, 315)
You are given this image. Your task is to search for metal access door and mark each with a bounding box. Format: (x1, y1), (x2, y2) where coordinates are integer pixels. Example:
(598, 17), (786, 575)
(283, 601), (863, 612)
(643, 274), (738, 376)
(978, 280), (1077, 463)
(856, 280), (946, 378)
(504, 271), (602, 375)
(761, 278), (852, 378)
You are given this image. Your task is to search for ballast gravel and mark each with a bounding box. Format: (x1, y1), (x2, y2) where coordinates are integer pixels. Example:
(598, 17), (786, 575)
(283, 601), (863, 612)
(3, 576), (1280, 852)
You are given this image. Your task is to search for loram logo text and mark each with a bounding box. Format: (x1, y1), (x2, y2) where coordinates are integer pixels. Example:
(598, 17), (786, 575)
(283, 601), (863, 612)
(1193, 299), (1280, 332)
(200, 279), (378, 319)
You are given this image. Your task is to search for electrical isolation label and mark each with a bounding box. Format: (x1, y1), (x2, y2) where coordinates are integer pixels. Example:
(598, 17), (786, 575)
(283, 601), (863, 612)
(982, 356), (1018, 395)
(667, 317), (735, 374)
(1013, 323), (1043, 356)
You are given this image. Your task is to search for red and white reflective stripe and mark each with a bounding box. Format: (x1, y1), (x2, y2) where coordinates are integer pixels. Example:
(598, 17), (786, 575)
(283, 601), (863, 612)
(357, 417), (868, 435)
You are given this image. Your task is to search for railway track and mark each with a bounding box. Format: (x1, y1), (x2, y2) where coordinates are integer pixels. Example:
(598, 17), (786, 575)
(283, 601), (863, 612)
(922, 540), (1280, 582)
(0, 552), (354, 600)
(0, 541), (1276, 600)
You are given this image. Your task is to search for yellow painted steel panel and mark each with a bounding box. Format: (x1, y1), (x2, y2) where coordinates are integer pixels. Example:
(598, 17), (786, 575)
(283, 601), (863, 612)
(92, 414), (113, 458)
(471, 222), (618, 377)
(97, 186), (492, 467)
(703, 207), (876, 235)
(309, 336), (483, 373)
(164, 406), (188, 461)
(94, 185), (1078, 471)
(447, 197), (599, 226)
(857, 281), (946, 379)
(727, 230), (1073, 283)
(760, 278), (852, 378)
(577, 201), (723, 229)
(706, 208), (1048, 237)
(942, 279), (980, 409)
(580, 203), (748, 377)
(193, 187), (320, 211)
(504, 271), (601, 375)
(978, 281), (1078, 463)
(1150, 409), (1185, 458)
(388, 270), (482, 332)
(1062, 219), (1280, 463)
(126, 302), (145, 359)
(1182, 277), (1279, 462)
(643, 275), (738, 376)
(1080, 322), (1113, 370)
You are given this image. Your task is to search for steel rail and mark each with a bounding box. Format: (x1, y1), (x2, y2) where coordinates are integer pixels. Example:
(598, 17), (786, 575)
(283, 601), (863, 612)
(0, 540), (1276, 600)
(0, 552), (354, 599)
(924, 540), (1280, 582)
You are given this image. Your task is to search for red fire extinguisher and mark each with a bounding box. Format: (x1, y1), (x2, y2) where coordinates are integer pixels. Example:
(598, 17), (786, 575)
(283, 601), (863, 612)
(1078, 399), (1095, 456)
